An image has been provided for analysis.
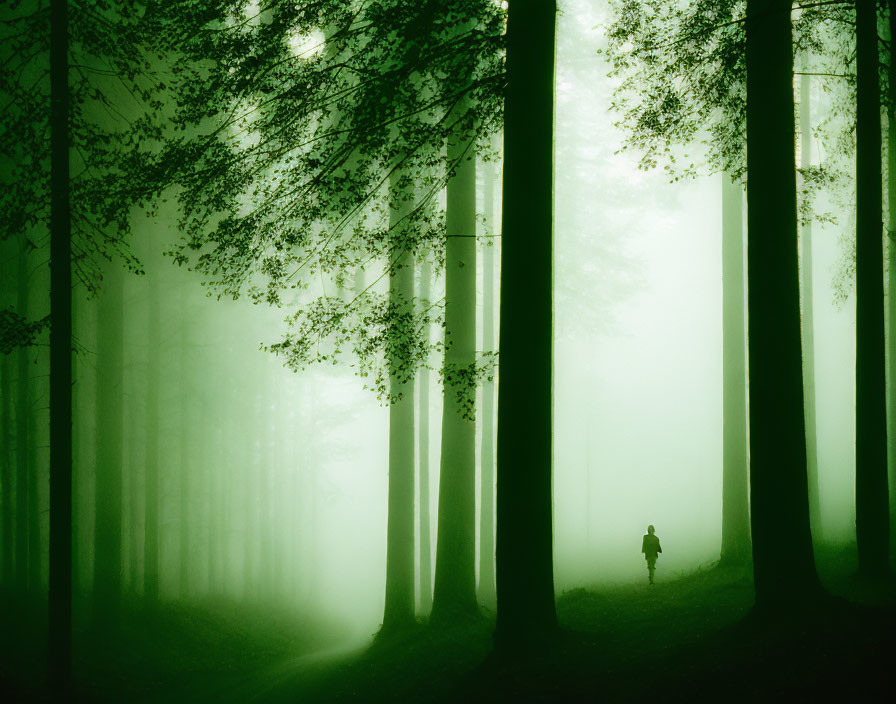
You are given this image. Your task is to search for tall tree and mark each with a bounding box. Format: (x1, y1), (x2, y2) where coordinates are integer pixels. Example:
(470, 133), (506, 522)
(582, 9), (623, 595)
(854, 0), (889, 577)
(1, 1), (163, 688)
(15, 239), (31, 593)
(432, 108), (479, 624)
(799, 66), (822, 539)
(1, 328), (12, 585)
(143, 261), (160, 604)
(719, 173), (751, 565)
(416, 256), (434, 616)
(477, 156), (498, 606)
(382, 171), (417, 632)
(745, 0), (821, 607)
(48, 0), (73, 689)
(495, 0), (558, 648)
(93, 261), (124, 627)
(178, 282), (191, 598)
(887, 0), (896, 556)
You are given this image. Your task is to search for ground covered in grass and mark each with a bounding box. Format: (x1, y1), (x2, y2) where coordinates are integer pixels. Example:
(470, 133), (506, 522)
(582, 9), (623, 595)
(2, 547), (894, 702)
(0, 592), (348, 703)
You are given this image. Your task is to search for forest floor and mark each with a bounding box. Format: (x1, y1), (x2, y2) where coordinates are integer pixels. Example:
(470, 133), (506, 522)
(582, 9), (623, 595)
(1, 545), (893, 703)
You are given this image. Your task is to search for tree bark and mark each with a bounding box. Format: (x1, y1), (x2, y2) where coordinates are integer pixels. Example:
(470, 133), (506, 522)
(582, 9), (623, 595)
(432, 111), (479, 624)
(745, 0), (822, 607)
(854, 0), (889, 577)
(495, 0), (558, 648)
(48, 0), (73, 688)
(720, 174), (751, 565)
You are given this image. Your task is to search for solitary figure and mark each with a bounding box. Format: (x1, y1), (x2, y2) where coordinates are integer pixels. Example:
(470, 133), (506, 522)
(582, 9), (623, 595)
(642, 525), (662, 585)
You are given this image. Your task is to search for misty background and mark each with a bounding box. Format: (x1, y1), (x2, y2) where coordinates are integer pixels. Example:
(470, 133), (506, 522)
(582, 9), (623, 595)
(11, 0), (863, 643)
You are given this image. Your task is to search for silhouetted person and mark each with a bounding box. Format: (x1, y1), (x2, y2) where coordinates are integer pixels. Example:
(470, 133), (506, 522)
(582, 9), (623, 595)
(642, 525), (662, 585)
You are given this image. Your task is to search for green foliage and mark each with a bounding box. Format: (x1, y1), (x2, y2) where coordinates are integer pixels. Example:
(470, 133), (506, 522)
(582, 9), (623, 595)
(0, 308), (48, 355)
(142, 1), (506, 403)
(0, 0), (165, 296)
(602, 0), (747, 180)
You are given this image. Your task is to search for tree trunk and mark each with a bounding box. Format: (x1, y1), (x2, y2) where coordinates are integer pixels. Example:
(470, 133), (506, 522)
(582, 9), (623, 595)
(417, 256), (433, 616)
(478, 158), (497, 607)
(799, 68), (822, 540)
(745, 0), (821, 607)
(432, 111), (478, 624)
(16, 238), (30, 593)
(381, 173), (417, 633)
(48, 0), (73, 688)
(887, 0), (896, 559)
(144, 267), (160, 604)
(495, 0), (558, 648)
(1, 344), (12, 584)
(720, 173), (751, 565)
(178, 285), (190, 598)
(93, 261), (124, 627)
(854, 0), (889, 577)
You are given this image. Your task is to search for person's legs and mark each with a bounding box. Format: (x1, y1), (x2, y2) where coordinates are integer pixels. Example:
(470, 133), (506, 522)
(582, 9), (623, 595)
(647, 558), (656, 584)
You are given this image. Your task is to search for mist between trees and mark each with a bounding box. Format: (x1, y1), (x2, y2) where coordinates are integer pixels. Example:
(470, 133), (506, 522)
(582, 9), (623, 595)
(0, 0), (894, 701)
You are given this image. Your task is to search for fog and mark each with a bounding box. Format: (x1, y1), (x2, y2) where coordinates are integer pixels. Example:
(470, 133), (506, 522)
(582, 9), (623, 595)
(1, 1), (887, 698)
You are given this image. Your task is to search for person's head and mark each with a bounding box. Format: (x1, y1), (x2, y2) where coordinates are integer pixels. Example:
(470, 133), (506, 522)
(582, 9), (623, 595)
(647, 525), (655, 535)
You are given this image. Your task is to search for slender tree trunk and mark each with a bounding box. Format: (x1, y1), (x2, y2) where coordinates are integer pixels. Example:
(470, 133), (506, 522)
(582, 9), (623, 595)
(16, 240), (30, 593)
(178, 286), (190, 597)
(381, 172), (416, 633)
(127, 407), (140, 594)
(144, 268), (160, 604)
(495, 0), (558, 648)
(1, 346), (12, 584)
(477, 159), (497, 607)
(855, 0), (889, 577)
(93, 261), (124, 627)
(70, 290), (81, 597)
(432, 112), (478, 624)
(48, 0), (73, 687)
(745, 0), (821, 608)
(799, 68), (822, 540)
(416, 257), (433, 616)
(720, 174), (751, 565)
(887, 0), (896, 558)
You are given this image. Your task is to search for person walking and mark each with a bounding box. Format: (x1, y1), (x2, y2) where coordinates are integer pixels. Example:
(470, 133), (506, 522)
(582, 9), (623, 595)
(642, 525), (662, 585)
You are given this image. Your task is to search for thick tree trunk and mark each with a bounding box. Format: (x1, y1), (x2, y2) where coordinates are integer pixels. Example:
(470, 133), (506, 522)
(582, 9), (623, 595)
(93, 261), (124, 627)
(417, 256), (433, 616)
(719, 174), (751, 565)
(48, 0), (73, 688)
(495, 0), (558, 648)
(381, 176), (417, 632)
(144, 268), (160, 604)
(745, 0), (821, 607)
(799, 68), (822, 540)
(478, 158), (497, 607)
(16, 240), (30, 593)
(432, 114), (478, 624)
(887, 0), (896, 558)
(854, 0), (889, 577)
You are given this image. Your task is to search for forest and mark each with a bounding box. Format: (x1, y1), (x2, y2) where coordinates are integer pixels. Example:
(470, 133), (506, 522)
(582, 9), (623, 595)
(0, 0), (894, 701)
